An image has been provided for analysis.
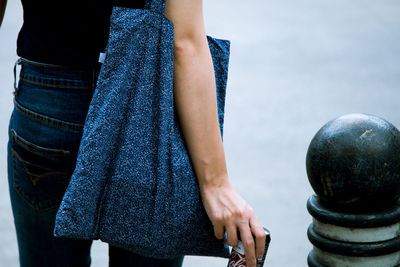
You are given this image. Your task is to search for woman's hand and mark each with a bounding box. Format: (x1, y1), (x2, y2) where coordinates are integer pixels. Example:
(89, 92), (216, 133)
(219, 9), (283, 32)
(200, 179), (266, 267)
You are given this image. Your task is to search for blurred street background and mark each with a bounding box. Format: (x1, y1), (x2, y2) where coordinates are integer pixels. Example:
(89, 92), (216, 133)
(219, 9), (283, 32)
(1, 0), (399, 266)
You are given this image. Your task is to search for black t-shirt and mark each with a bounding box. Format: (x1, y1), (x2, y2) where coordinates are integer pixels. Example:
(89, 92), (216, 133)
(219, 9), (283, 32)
(17, 0), (145, 66)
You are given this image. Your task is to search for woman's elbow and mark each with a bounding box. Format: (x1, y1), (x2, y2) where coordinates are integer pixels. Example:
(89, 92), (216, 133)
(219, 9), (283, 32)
(173, 36), (208, 60)
(174, 38), (199, 58)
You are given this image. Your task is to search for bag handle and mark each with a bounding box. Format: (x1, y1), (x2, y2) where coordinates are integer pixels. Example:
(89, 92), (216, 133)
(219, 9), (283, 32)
(144, 0), (166, 15)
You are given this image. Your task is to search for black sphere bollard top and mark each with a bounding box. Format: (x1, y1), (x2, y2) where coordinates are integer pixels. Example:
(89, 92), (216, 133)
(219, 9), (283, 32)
(306, 113), (400, 212)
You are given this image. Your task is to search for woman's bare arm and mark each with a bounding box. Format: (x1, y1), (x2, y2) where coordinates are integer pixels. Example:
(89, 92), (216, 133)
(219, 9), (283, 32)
(165, 1), (265, 266)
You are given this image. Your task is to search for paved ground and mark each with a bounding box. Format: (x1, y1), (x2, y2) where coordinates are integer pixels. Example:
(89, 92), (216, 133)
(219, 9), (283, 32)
(0, 0), (399, 266)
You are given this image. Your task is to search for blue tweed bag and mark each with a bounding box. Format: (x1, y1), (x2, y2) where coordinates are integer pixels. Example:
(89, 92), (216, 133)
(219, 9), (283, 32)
(54, 0), (230, 259)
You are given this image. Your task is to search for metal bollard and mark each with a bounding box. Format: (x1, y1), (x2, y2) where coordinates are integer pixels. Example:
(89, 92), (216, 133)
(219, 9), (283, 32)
(305, 113), (400, 267)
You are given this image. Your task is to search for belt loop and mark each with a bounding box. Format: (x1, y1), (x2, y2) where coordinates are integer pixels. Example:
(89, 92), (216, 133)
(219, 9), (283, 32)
(13, 58), (22, 96)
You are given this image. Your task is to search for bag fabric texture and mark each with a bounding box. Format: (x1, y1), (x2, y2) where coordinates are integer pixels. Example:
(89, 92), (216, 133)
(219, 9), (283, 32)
(54, 0), (230, 259)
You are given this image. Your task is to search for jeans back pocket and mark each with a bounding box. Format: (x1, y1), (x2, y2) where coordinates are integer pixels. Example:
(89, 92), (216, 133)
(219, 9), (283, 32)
(10, 129), (71, 211)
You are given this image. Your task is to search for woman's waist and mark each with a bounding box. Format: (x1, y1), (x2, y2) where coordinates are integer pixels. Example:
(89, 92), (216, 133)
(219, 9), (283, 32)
(14, 57), (99, 125)
(17, 57), (101, 90)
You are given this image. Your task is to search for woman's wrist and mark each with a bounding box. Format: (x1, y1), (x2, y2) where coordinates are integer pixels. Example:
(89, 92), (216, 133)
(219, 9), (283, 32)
(197, 172), (231, 190)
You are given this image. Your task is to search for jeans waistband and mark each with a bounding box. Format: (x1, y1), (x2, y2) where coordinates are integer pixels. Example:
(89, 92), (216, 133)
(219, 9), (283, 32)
(14, 58), (101, 94)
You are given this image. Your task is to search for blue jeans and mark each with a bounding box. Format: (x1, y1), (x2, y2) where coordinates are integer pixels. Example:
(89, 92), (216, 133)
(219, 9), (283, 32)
(7, 58), (184, 267)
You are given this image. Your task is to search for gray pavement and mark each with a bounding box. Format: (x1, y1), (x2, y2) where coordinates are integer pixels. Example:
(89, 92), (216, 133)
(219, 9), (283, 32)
(1, 0), (399, 266)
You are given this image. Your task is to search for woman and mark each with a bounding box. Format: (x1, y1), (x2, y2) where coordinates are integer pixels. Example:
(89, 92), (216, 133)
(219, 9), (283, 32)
(3, 0), (266, 266)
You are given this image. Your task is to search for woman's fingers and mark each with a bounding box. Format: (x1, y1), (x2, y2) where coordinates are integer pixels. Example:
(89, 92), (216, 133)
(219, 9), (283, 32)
(224, 216), (238, 247)
(212, 214), (225, 239)
(250, 215), (266, 259)
(238, 221), (257, 267)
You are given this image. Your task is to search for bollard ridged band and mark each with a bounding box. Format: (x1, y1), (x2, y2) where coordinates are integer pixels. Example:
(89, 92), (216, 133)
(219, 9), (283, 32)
(307, 225), (400, 257)
(307, 195), (400, 228)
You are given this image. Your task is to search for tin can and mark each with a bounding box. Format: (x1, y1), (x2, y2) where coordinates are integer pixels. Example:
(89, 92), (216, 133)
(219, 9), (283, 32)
(227, 228), (271, 267)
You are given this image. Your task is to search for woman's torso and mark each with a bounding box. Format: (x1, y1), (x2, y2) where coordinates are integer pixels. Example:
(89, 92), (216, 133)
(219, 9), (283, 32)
(17, 0), (145, 66)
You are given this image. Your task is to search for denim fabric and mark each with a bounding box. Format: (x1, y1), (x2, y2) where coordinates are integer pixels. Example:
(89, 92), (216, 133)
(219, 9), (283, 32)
(8, 58), (184, 267)
(54, 0), (231, 259)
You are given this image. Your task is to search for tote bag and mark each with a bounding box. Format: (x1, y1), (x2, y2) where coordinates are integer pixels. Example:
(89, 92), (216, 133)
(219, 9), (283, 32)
(54, 0), (230, 259)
